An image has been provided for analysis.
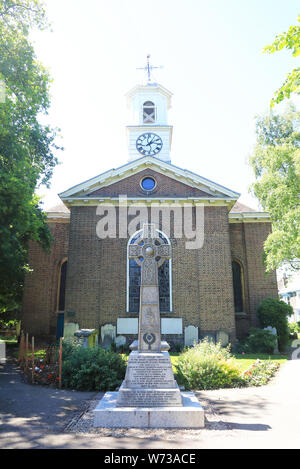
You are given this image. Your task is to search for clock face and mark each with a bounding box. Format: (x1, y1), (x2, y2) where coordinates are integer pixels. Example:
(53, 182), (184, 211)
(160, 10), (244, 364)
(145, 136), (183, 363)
(136, 133), (163, 156)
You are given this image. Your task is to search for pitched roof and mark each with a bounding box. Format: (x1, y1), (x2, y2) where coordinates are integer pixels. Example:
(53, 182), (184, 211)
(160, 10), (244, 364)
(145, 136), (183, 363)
(230, 201), (258, 213)
(47, 203), (70, 214)
(59, 156), (241, 201)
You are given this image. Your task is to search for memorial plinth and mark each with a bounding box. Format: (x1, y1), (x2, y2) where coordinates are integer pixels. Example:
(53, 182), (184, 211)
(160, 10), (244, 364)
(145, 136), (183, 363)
(94, 224), (205, 428)
(116, 351), (182, 407)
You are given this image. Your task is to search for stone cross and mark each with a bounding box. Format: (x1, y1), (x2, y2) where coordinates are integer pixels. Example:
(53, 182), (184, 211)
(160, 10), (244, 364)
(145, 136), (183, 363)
(128, 223), (171, 352)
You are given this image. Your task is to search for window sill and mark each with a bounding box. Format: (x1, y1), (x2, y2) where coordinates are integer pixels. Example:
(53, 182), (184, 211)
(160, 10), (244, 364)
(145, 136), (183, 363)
(126, 311), (174, 315)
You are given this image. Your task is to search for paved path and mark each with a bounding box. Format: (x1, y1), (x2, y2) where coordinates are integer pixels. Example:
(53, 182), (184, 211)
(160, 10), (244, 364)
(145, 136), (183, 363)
(0, 356), (299, 449)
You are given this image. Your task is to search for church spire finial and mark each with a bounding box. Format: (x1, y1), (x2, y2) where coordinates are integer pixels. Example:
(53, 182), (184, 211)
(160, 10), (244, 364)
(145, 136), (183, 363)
(137, 54), (163, 84)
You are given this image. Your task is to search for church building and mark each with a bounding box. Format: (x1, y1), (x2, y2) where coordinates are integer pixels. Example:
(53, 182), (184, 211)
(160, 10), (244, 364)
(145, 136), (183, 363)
(21, 67), (278, 347)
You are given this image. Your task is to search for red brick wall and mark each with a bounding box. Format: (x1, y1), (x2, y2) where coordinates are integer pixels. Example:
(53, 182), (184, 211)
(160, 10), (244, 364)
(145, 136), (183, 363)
(64, 204), (237, 342)
(21, 221), (69, 338)
(243, 222), (278, 326)
(21, 186), (277, 345)
(229, 222), (278, 338)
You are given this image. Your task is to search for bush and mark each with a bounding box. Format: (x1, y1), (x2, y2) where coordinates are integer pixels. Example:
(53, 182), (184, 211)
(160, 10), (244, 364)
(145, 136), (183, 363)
(288, 322), (300, 339)
(242, 328), (277, 354)
(62, 345), (126, 391)
(0, 319), (18, 329)
(257, 297), (293, 351)
(175, 339), (244, 390)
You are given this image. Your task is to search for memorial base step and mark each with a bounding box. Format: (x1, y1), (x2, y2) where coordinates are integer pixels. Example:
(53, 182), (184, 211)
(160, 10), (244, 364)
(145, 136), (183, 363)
(94, 391), (205, 428)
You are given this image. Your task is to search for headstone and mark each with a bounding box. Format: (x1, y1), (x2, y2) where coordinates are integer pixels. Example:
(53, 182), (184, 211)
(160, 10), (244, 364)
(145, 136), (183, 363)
(184, 325), (199, 347)
(64, 322), (79, 340)
(100, 324), (116, 348)
(264, 326), (279, 353)
(74, 329), (98, 348)
(216, 330), (229, 347)
(115, 335), (126, 349)
(94, 223), (204, 428)
(0, 340), (6, 364)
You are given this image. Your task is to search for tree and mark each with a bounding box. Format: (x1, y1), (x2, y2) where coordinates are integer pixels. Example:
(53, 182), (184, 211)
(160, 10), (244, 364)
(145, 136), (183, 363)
(263, 15), (300, 106)
(257, 297), (293, 351)
(249, 105), (300, 272)
(0, 0), (61, 312)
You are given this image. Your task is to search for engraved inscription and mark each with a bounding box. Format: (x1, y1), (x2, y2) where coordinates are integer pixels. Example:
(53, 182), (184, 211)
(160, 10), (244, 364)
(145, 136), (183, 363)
(118, 390), (182, 407)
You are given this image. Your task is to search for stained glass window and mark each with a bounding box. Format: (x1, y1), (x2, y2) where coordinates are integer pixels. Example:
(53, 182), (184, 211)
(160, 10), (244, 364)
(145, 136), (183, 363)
(128, 231), (171, 312)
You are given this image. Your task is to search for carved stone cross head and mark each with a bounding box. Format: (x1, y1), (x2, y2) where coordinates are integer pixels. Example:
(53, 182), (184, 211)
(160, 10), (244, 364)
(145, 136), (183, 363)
(128, 223), (171, 270)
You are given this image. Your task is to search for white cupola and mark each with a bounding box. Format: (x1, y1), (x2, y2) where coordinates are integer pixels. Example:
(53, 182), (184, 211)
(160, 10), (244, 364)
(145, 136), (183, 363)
(125, 61), (173, 163)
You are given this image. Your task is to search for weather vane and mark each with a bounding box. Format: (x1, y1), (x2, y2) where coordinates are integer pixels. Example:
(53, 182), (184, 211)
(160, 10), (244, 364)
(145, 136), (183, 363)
(137, 54), (163, 84)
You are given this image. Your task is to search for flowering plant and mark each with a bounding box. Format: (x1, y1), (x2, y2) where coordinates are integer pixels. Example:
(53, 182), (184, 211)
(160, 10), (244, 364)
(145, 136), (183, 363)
(242, 360), (280, 386)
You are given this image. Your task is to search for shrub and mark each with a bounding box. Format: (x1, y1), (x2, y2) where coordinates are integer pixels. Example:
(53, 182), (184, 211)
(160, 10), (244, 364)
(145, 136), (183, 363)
(175, 339), (244, 390)
(243, 328), (277, 354)
(62, 346), (126, 391)
(288, 322), (300, 339)
(257, 297), (293, 350)
(0, 319), (18, 329)
(243, 360), (280, 386)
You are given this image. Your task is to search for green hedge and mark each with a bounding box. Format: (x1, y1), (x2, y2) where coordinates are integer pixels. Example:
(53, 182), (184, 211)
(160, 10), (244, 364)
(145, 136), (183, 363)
(62, 344), (126, 391)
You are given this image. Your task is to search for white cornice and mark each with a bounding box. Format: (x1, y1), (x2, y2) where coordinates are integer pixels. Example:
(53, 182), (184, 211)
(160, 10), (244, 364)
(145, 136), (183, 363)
(60, 196), (237, 211)
(46, 212), (70, 222)
(229, 212), (270, 223)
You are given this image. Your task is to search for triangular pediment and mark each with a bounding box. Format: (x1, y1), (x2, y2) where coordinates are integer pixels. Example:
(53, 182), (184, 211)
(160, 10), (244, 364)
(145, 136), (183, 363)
(59, 156), (240, 203)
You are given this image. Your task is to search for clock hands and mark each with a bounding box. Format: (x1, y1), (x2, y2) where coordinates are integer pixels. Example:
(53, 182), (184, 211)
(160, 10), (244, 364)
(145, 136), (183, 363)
(136, 133), (162, 155)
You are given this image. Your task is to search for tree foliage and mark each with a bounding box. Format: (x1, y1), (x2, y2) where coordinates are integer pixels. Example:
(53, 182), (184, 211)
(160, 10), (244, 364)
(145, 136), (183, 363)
(257, 297), (293, 350)
(263, 15), (300, 105)
(0, 0), (60, 312)
(250, 105), (300, 271)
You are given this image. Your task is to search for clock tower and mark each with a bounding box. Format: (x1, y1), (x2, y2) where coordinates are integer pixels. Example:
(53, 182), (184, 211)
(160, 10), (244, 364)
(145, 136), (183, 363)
(126, 59), (173, 163)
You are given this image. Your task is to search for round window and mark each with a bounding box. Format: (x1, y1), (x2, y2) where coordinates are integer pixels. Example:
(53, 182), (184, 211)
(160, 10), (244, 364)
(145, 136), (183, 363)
(141, 177), (156, 191)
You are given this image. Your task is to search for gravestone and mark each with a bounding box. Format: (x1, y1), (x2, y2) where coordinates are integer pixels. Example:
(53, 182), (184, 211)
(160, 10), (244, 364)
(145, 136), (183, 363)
(0, 340), (6, 364)
(100, 324), (116, 349)
(184, 325), (199, 347)
(64, 322), (79, 340)
(216, 330), (229, 347)
(115, 335), (126, 349)
(264, 326), (279, 353)
(94, 223), (204, 428)
(74, 329), (98, 348)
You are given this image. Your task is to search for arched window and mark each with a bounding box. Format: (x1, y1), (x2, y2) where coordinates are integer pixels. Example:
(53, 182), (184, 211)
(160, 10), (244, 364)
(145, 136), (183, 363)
(127, 229), (172, 312)
(232, 260), (244, 313)
(57, 260), (67, 312)
(143, 101), (156, 123)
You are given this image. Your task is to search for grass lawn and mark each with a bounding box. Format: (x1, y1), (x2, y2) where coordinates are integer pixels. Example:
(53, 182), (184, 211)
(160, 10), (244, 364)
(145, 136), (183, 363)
(233, 353), (288, 372)
(0, 335), (18, 344)
(169, 352), (288, 374)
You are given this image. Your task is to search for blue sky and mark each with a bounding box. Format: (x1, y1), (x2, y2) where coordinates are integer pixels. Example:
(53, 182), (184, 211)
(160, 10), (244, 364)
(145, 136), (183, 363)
(32, 0), (300, 210)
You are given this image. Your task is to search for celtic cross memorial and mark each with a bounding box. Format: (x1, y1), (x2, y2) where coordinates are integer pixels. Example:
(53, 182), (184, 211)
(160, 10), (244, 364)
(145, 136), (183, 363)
(128, 223), (171, 353)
